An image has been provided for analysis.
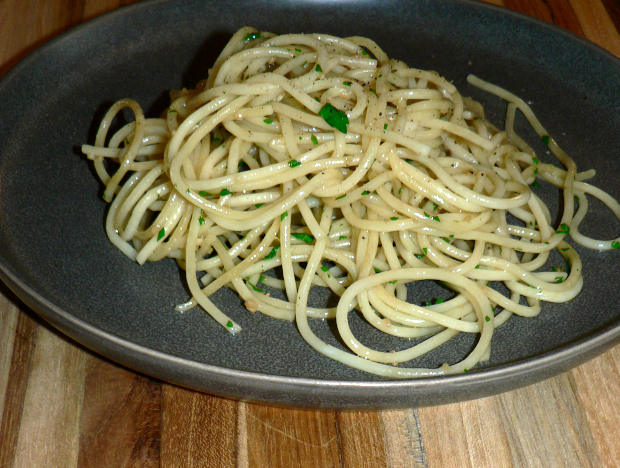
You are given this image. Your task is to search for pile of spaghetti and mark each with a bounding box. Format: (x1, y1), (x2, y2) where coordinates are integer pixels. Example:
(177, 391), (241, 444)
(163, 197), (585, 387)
(82, 27), (620, 378)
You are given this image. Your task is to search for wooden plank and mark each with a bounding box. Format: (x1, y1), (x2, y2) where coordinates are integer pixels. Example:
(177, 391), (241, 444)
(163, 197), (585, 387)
(0, 0), (84, 76)
(570, 346), (620, 468)
(336, 410), (389, 468)
(244, 403), (340, 467)
(602, 0), (620, 33)
(0, 292), (20, 429)
(418, 396), (513, 468)
(11, 325), (87, 468)
(418, 371), (604, 467)
(0, 311), (37, 468)
(381, 410), (426, 468)
(77, 357), (161, 467)
(504, 0), (584, 36)
(160, 385), (237, 468)
(569, 0), (620, 56)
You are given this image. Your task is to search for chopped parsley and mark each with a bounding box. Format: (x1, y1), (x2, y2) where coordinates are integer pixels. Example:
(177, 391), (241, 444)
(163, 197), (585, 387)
(319, 103), (349, 134)
(359, 46), (376, 59)
(198, 217), (205, 225)
(255, 203), (263, 208)
(265, 245), (280, 259)
(390, 216), (399, 221)
(311, 135), (319, 145)
(338, 235), (346, 240)
(423, 247), (428, 255)
(556, 223), (570, 235)
(263, 118), (274, 124)
(530, 181), (540, 188)
(321, 265), (329, 272)
(295, 48), (302, 53)
(281, 211), (288, 221)
(541, 134), (550, 146)
(291, 232), (315, 244)
(220, 188), (232, 196)
(383, 123), (388, 130)
(336, 194), (346, 200)
(532, 156), (540, 165)
(485, 315), (491, 322)
(362, 190), (370, 196)
(243, 32), (261, 42)
(343, 81), (351, 86)
(157, 228), (165, 241)
(288, 159), (301, 168)
(611, 240), (620, 249)
(226, 320), (234, 328)
(248, 282), (265, 293)
(315, 64), (323, 72)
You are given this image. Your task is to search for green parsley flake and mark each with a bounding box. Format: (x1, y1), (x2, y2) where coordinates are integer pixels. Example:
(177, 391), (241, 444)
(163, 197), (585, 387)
(295, 48), (302, 53)
(288, 159), (301, 168)
(485, 315), (491, 322)
(319, 103), (349, 134)
(374, 267), (382, 273)
(336, 194), (346, 200)
(423, 247), (428, 255)
(321, 265), (329, 272)
(157, 228), (165, 241)
(390, 216), (399, 221)
(432, 216), (440, 222)
(343, 81), (351, 86)
(226, 320), (234, 328)
(281, 211), (288, 221)
(384, 123), (388, 130)
(556, 223), (570, 235)
(369, 89), (376, 95)
(255, 203), (263, 208)
(339, 235), (346, 240)
(213, 137), (221, 143)
(530, 181), (540, 188)
(243, 32), (261, 42)
(443, 237), (450, 243)
(220, 188), (232, 196)
(362, 190), (370, 196)
(541, 135), (550, 146)
(248, 282), (264, 293)
(315, 64), (323, 72)
(258, 275), (266, 283)
(560, 247), (570, 252)
(532, 156), (540, 165)
(265, 245), (280, 259)
(311, 135), (319, 145)
(264, 118), (273, 124)
(198, 217), (205, 225)
(611, 240), (620, 249)
(555, 276), (564, 283)
(291, 232), (315, 244)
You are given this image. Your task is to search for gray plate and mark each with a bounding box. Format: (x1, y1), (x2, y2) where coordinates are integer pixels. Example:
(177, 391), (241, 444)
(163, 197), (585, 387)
(0, 0), (618, 408)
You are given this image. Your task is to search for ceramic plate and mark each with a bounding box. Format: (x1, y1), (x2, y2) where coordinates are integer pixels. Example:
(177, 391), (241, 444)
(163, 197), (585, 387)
(0, 0), (618, 407)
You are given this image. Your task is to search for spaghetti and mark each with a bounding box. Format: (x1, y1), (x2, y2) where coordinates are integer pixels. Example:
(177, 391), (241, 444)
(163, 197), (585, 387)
(82, 27), (620, 378)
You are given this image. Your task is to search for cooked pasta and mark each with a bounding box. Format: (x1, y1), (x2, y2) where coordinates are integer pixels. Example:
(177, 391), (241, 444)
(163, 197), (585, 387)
(82, 27), (620, 378)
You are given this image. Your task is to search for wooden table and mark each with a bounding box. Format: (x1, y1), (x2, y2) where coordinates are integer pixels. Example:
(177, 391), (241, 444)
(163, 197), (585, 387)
(0, 1), (618, 466)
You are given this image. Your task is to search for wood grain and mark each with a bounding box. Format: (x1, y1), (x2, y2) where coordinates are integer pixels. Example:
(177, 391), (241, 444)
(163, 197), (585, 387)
(0, 0), (618, 467)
